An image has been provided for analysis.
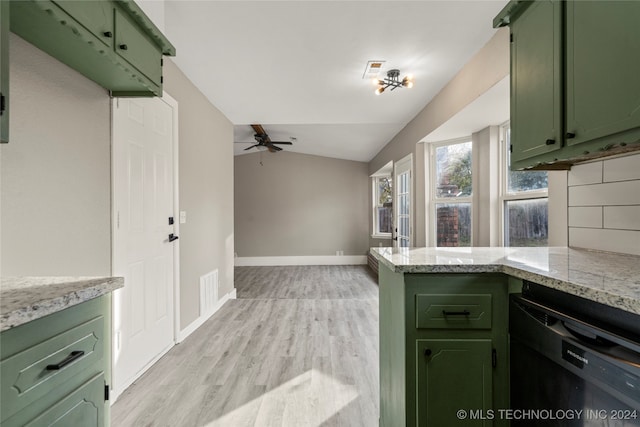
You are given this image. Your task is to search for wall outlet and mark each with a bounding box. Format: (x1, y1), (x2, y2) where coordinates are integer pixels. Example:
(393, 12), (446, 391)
(336, 250), (344, 256)
(179, 211), (187, 224)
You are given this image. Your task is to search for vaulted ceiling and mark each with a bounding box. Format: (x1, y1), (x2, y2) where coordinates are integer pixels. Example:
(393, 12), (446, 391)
(164, 1), (508, 162)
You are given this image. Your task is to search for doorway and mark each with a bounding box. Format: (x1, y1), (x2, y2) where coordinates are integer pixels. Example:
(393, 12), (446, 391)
(111, 94), (179, 400)
(394, 154), (413, 247)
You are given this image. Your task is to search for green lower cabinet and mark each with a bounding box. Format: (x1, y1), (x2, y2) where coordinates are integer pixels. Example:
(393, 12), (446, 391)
(4, 374), (105, 427)
(416, 339), (493, 427)
(379, 265), (512, 427)
(0, 296), (111, 426)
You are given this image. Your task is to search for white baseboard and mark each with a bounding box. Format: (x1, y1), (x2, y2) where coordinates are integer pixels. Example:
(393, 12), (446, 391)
(176, 288), (237, 343)
(234, 255), (367, 267)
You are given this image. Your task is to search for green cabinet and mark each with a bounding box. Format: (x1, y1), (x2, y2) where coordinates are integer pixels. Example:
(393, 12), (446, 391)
(416, 339), (493, 427)
(495, 0), (640, 170)
(9, 0), (174, 97)
(0, 296), (111, 426)
(379, 265), (511, 427)
(1, 0), (8, 143)
(509, 0), (562, 166)
(1, 0), (175, 142)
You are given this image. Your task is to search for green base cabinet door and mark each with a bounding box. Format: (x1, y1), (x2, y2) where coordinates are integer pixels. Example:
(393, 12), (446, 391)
(4, 374), (105, 427)
(416, 339), (493, 427)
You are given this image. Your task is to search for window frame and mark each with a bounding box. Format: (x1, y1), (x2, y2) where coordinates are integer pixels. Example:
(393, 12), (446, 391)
(499, 121), (549, 246)
(428, 137), (474, 247)
(371, 175), (393, 239)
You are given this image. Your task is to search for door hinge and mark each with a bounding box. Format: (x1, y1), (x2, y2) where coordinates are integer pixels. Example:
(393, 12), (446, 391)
(161, 76), (164, 84)
(0, 94), (5, 115)
(510, 33), (513, 43)
(105, 384), (110, 401)
(492, 349), (497, 368)
(509, 144), (513, 153)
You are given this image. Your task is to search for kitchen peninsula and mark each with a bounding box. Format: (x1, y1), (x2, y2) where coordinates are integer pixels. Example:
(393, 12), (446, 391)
(372, 246), (640, 427)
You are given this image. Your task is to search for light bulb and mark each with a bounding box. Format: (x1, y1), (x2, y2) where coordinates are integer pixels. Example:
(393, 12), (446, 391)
(406, 81), (414, 89)
(375, 86), (385, 95)
(371, 78), (379, 86)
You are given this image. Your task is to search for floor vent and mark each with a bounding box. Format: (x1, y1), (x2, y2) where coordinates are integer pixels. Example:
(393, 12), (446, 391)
(200, 270), (219, 316)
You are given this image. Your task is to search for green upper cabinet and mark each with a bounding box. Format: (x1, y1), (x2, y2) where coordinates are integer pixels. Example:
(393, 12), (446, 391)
(495, 0), (640, 170)
(9, 0), (175, 98)
(509, 0), (562, 165)
(1, 0), (9, 143)
(565, 1), (640, 150)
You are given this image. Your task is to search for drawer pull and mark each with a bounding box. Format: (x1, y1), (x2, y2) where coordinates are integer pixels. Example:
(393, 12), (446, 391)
(442, 310), (470, 316)
(46, 350), (85, 370)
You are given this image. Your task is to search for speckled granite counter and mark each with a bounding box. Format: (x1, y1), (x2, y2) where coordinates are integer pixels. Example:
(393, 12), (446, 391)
(371, 247), (640, 315)
(0, 276), (124, 331)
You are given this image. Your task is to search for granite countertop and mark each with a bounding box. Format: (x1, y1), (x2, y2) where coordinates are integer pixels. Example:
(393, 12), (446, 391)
(0, 276), (124, 331)
(371, 246), (640, 315)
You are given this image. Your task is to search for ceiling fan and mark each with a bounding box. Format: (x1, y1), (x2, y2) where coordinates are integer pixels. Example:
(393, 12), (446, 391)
(241, 124), (293, 153)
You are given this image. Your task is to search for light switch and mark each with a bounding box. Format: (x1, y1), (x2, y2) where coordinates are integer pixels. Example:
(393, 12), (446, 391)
(179, 211), (187, 224)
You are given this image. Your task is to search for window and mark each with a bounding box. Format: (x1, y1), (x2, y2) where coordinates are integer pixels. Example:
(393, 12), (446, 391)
(430, 139), (473, 247)
(373, 175), (392, 237)
(501, 123), (549, 246)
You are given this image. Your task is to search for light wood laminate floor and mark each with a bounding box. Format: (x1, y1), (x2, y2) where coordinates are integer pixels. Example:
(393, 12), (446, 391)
(112, 265), (380, 426)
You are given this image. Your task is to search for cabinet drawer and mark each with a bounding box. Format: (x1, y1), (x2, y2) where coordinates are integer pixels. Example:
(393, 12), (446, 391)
(3, 373), (105, 427)
(416, 294), (492, 329)
(52, 0), (114, 49)
(0, 316), (104, 421)
(115, 9), (162, 86)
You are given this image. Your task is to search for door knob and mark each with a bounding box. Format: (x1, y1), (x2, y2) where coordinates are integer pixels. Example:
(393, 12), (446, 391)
(168, 233), (179, 242)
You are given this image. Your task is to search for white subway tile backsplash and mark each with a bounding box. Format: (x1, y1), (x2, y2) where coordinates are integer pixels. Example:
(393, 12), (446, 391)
(603, 154), (640, 182)
(603, 206), (640, 231)
(569, 227), (640, 256)
(567, 154), (640, 255)
(568, 181), (640, 206)
(568, 161), (602, 186)
(568, 207), (602, 228)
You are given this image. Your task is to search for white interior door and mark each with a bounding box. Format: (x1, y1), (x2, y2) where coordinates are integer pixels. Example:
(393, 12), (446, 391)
(112, 96), (177, 399)
(394, 154), (412, 248)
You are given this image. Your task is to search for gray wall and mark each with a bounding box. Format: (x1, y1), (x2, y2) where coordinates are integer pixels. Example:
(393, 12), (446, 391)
(234, 151), (369, 257)
(1, 35), (235, 331)
(163, 60), (235, 329)
(368, 28), (510, 248)
(1, 34), (111, 276)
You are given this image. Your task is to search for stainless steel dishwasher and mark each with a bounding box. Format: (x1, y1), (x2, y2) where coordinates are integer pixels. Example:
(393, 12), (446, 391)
(510, 281), (640, 426)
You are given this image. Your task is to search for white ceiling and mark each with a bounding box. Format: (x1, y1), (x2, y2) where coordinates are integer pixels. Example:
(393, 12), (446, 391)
(164, 1), (508, 162)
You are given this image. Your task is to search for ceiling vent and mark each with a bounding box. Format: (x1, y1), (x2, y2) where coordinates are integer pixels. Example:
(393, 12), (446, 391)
(363, 60), (386, 79)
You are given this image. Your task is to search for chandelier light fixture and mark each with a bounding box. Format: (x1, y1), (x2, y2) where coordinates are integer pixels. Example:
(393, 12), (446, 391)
(373, 69), (414, 95)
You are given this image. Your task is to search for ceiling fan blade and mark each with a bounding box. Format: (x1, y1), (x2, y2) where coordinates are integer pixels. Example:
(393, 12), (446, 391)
(269, 144), (283, 151)
(251, 124), (266, 135)
(270, 141), (293, 145)
(244, 144), (259, 151)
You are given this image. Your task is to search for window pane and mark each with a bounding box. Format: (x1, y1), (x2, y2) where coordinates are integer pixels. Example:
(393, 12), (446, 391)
(377, 177), (392, 205)
(377, 207), (392, 234)
(436, 142), (472, 197)
(505, 199), (548, 247)
(505, 127), (548, 192)
(436, 203), (471, 247)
